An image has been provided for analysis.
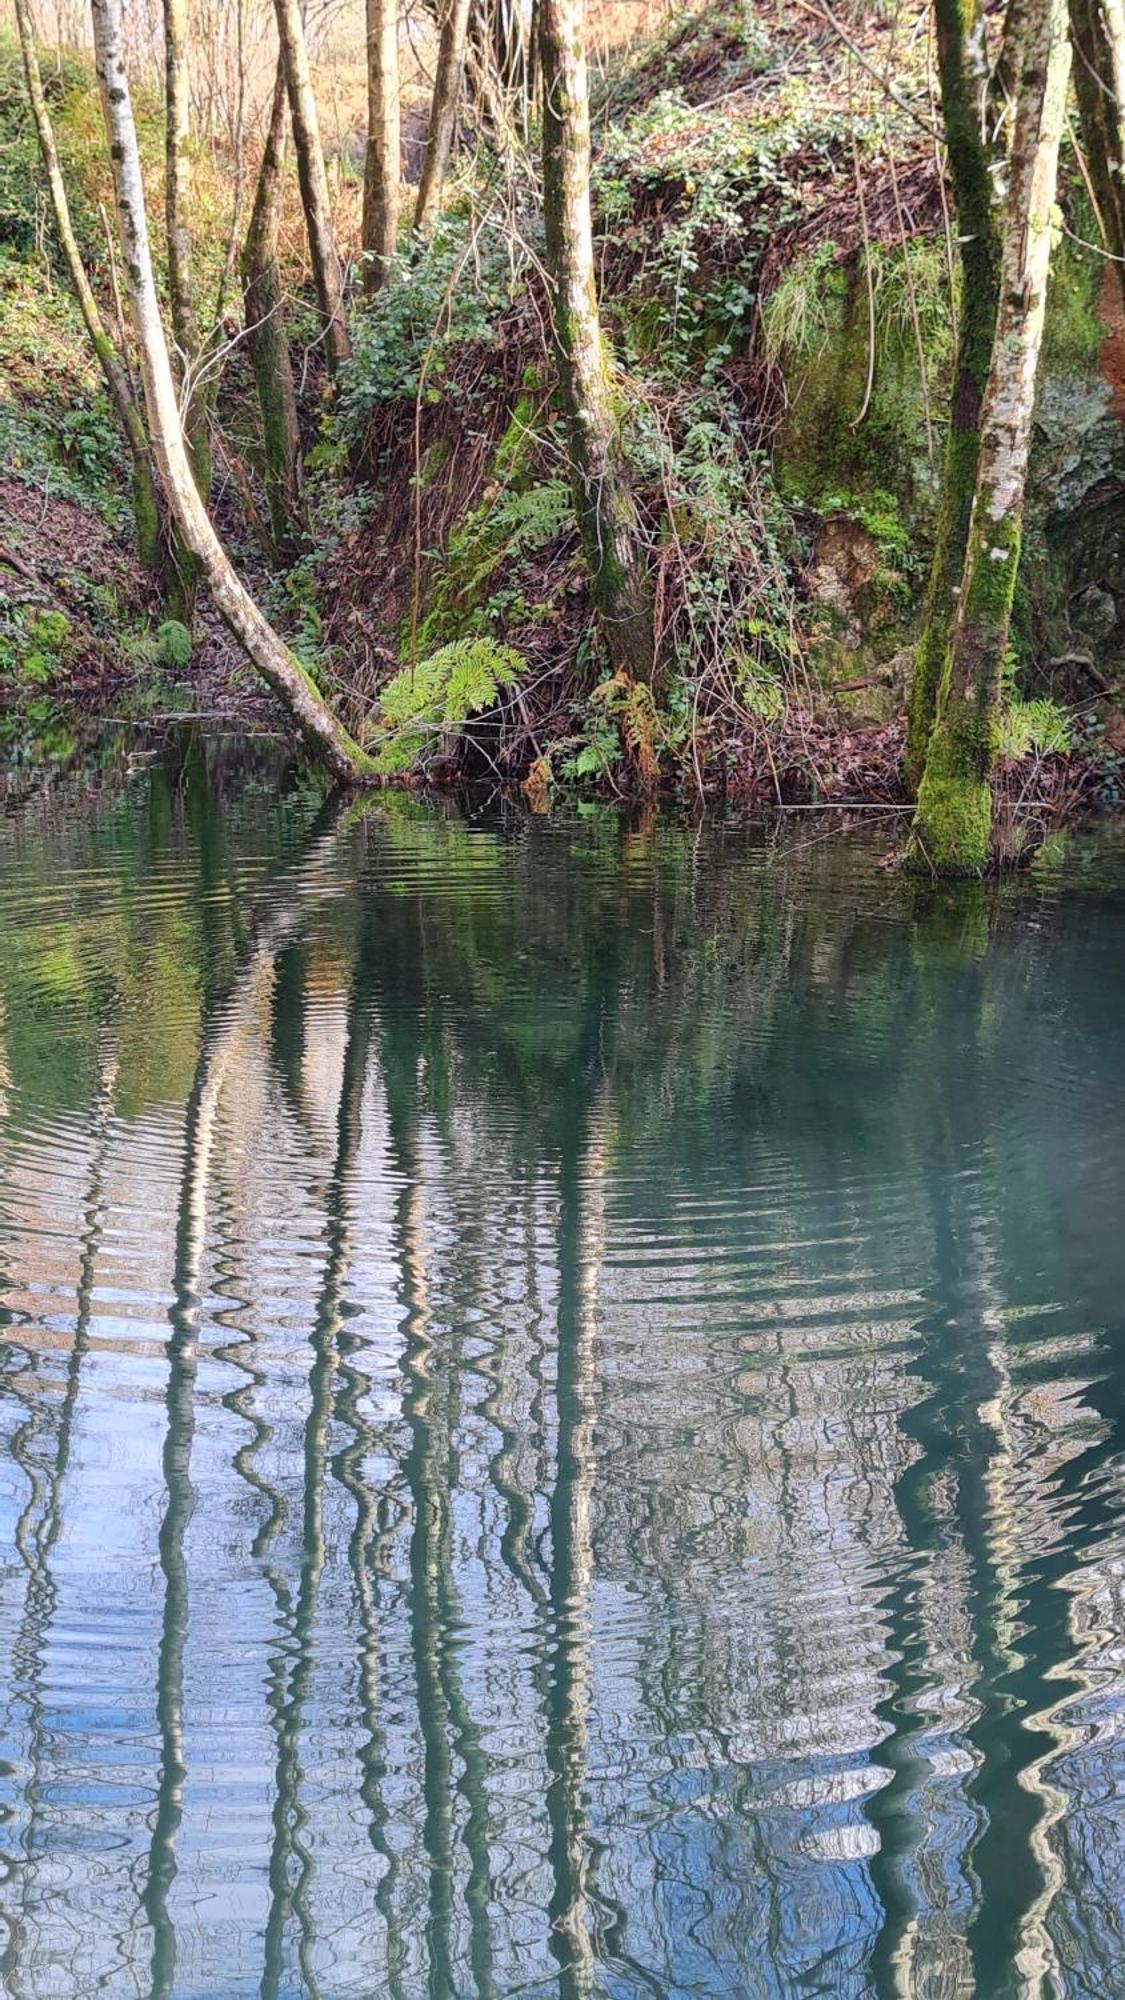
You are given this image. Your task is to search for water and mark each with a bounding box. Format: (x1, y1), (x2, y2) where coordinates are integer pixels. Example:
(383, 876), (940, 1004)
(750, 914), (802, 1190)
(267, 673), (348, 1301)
(1, 743), (1124, 1999)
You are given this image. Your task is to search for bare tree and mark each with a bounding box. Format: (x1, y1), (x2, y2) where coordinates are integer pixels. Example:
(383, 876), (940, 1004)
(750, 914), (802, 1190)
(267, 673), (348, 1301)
(539, 0), (653, 683)
(271, 0), (351, 371)
(162, 0), (211, 495)
(89, 0), (374, 782)
(909, 0), (1072, 872)
(362, 0), (401, 292)
(414, 0), (473, 241)
(242, 56), (304, 552)
(13, 0), (164, 579)
(1070, 0), (1125, 290)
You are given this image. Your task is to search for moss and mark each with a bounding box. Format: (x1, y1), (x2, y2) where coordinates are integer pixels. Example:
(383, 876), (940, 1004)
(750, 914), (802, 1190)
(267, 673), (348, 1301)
(907, 764), (993, 874)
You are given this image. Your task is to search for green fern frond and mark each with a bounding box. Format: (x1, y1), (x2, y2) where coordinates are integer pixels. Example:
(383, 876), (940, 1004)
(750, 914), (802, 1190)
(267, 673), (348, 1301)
(374, 639), (526, 775)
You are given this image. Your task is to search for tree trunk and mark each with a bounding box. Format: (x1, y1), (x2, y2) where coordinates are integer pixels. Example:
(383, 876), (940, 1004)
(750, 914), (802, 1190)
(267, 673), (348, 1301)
(538, 0), (653, 683)
(241, 56), (304, 554)
(906, 0), (1002, 788)
(89, 0), (374, 784)
(14, 0), (163, 577)
(1070, 0), (1125, 293)
(162, 0), (210, 495)
(909, 0), (1071, 873)
(414, 0), (474, 240)
(271, 0), (351, 372)
(362, 0), (401, 292)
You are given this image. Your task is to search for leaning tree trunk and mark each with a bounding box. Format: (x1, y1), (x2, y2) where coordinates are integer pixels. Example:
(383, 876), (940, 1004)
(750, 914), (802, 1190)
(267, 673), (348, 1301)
(908, 0), (1071, 873)
(241, 57), (304, 554)
(538, 0), (653, 683)
(14, 0), (163, 577)
(271, 0), (351, 372)
(1070, 0), (1125, 292)
(362, 0), (401, 292)
(414, 0), (474, 240)
(905, 0), (1002, 788)
(89, 0), (373, 784)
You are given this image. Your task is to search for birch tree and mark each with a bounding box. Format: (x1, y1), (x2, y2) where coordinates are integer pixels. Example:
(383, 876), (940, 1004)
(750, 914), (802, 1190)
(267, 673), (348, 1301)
(362, 0), (401, 292)
(909, 0), (1072, 872)
(241, 56), (304, 551)
(414, 0), (473, 241)
(163, 0), (210, 496)
(13, 0), (163, 578)
(905, 0), (1001, 787)
(538, 0), (653, 683)
(272, 0), (351, 371)
(89, 0), (375, 783)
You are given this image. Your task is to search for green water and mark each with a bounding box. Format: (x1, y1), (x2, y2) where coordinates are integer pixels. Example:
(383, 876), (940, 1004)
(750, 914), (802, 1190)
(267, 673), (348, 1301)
(1, 743), (1124, 1998)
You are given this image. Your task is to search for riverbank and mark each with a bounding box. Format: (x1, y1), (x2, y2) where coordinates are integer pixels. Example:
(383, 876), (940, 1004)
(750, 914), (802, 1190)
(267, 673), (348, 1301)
(3, 1), (1125, 844)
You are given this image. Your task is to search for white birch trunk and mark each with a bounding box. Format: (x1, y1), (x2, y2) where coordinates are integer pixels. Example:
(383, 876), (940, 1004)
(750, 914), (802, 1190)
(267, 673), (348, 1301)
(89, 0), (374, 784)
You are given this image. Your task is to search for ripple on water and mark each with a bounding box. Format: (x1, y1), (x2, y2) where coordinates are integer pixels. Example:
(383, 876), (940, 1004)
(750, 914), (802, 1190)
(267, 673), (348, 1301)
(0, 778), (1124, 1994)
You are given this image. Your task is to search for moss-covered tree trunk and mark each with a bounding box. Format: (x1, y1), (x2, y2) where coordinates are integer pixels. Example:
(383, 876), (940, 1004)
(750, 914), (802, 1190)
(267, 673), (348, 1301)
(538, 0), (653, 683)
(909, 0), (1071, 873)
(14, 0), (164, 578)
(414, 0), (474, 240)
(905, 0), (1002, 788)
(241, 57), (304, 555)
(272, 0), (351, 373)
(1070, 0), (1125, 292)
(362, 0), (401, 292)
(89, 0), (374, 784)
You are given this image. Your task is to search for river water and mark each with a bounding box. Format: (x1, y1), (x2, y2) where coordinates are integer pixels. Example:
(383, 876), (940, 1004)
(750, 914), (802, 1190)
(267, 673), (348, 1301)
(0, 743), (1124, 1998)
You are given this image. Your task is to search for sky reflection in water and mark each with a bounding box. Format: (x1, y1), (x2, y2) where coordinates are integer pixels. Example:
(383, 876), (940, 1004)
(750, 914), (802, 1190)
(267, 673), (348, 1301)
(0, 746), (1124, 1998)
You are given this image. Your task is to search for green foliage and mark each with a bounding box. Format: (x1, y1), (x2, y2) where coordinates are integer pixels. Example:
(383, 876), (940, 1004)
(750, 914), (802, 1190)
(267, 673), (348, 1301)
(339, 212), (534, 436)
(375, 639), (525, 774)
(997, 698), (1072, 759)
(155, 619), (192, 670)
(418, 480), (572, 649)
(761, 242), (840, 365)
(28, 609), (71, 652)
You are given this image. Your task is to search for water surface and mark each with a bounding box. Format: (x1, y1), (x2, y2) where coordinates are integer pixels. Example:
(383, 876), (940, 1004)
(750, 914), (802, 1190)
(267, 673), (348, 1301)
(1, 744), (1124, 1998)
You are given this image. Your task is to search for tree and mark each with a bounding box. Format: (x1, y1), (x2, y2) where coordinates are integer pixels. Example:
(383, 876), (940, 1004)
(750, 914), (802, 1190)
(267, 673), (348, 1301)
(271, 0), (351, 371)
(162, 0), (210, 496)
(13, 0), (163, 579)
(241, 55), (304, 553)
(1070, 0), (1125, 291)
(538, 0), (654, 683)
(905, 0), (1001, 789)
(362, 0), (401, 292)
(414, 0), (474, 241)
(89, 0), (375, 784)
(908, 0), (1072, 872)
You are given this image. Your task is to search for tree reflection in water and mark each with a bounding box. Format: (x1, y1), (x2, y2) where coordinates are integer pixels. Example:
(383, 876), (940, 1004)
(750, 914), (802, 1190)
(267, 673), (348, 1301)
(0, 747), (1124, 1996)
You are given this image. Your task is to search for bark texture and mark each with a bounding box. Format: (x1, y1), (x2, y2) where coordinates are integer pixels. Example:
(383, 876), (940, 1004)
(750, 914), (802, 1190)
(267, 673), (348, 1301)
(271, 0), (351, 371)
(241, 57), (304, 552)
(906, 0), (1002, 787)
(538, 0), (653, 683)
(1070, 0), (1125, 293)
(414, 0), (474, 240)
(362, 0), (401, 292)
(90, 0), (374, 783)
(909, 0), (1072, 873)
(14, 0), (163, 575)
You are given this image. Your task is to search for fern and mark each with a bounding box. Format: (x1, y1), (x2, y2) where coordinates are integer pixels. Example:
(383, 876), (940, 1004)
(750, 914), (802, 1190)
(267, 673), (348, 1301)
(998, 698), (1072, 759)
(375, 639), (525, 775)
